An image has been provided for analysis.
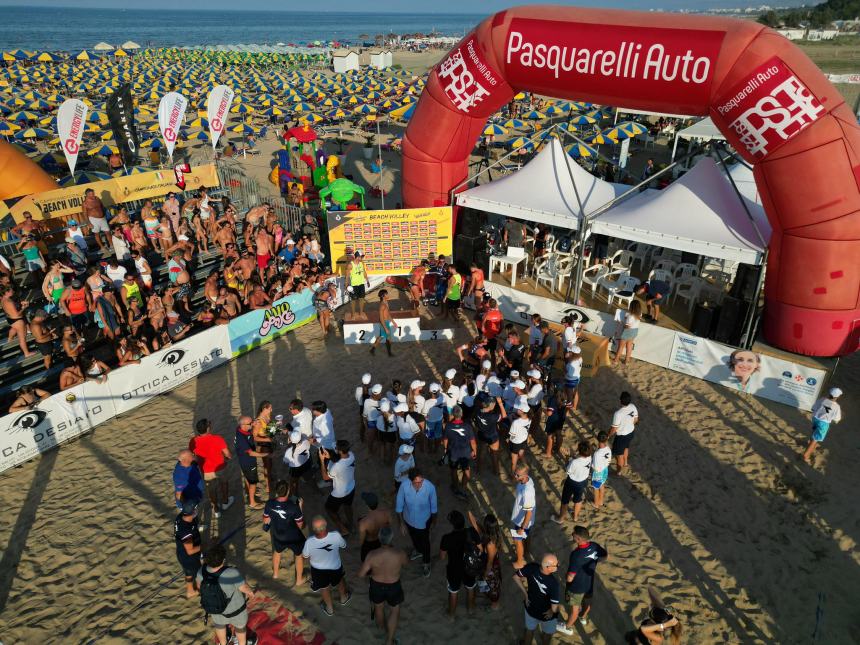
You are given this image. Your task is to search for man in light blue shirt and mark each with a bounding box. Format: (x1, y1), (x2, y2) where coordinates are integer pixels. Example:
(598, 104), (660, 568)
(395, 467), (437, 577)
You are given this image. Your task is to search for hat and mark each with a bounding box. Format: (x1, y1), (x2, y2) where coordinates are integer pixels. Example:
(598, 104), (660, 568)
(510, 370), (520, 379)
(67, 219), (77, 226)
(180, 500), (198, 516)
(379, 399), (391, 412)
(289, 430), (302, 443)
(410, 379), (425, 390)
(286, 239), (295, 245)
(167, 310), (180, 319)
(354, 249), (363, 257)
(445, 368), (457, 380)
(512, 379), (526, 390)
(516, 401), (531, 413)
(371, 384), (383, 395)
(361, 491), (378, 507)
(482, 360), (492, 369)
(362, 373), (372, 385)
(829, 387), (843, 398)
(394, 403), (409, 413)
(429, 382), (441, 392)
(527, 369), (541, 379)
(399, 444), (414, 455)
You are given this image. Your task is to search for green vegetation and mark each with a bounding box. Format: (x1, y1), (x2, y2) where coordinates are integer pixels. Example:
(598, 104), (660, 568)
(759, 0), (860, 29)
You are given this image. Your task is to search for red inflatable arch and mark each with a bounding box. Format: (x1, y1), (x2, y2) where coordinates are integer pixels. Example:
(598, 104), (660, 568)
(402, 5), (860, 357)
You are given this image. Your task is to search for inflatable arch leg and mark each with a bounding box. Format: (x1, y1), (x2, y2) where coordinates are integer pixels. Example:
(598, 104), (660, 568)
(0, 140), (59, 202)
(402, 6), (860, 357)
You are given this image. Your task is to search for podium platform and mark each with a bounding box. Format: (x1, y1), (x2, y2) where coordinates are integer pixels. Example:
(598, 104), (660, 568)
(342, 293), (455, 345)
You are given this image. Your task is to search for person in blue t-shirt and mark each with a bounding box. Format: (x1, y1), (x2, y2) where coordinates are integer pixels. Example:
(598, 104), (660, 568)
(557, 525), (608, 635)
(277, 239), (299, 264)
(173, 449), (204, 509)
(442, 406), (476, 500)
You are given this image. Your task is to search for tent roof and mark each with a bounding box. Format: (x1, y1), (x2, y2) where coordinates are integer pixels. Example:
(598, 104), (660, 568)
(121, 40), (140, 49)
(456, 138), (628, 230)
(676, 117), (725, 142)
(93, 42), (114, 51)
(726, 161), (760, 204)
(591, 158), (771, 264)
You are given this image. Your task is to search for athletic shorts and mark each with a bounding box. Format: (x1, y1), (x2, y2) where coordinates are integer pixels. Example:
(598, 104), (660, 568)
(561, 476), (587, 505)
(240, 460), (259, 485)
(325, 488), (355, 512)
(524, 607), (557, 634)
(545, 423), (563, 437)
(37, 341), (53, 356)
(564, 589), (592, 609)
(612, 432), (634, 456)
(379, 431), (397, 444)
(361, 538), (382, 562)
(351, 284), (366, 300)
(379, 320), (394, 340)
(256, 254), (271, 270)
(211, 608), (249, 629)
(425, 419), (443, 440)
(811, 418), (830, 442)
(446, 567), (476, 593)
(369, 579), (404, 607)
(564, 378), (580, 390)
(509, 439), (527, 453)
(89, 216), (110, 233)
(591, 469), (608, 489)
(272, 534), (305, 555)
(310, 566), (345, 592)
(478, 432), (499, 444)
(177, 549), (201, 578)
(289, 460), (312, 479)
(446, 298), (461, 310)
(449, 457), (471, 471)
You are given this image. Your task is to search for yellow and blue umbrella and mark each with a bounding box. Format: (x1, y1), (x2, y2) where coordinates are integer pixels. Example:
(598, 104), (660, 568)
(7, 110), (41, 122)
(508, 136), (535, 150)
(567, 114), (597, 126)
(503, 118), (526, 129)
(523, 110), (546, 120)
(389, 102), (414, 120)
(15, 127), (52, 139)
(87, 143), (118, 156)
(566, 142), (598, 158)
(483, 123), (508, 136)
(59, 170), (111, 186)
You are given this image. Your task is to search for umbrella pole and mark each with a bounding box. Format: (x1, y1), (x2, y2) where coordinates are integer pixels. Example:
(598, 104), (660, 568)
(376, 118), (384, 209)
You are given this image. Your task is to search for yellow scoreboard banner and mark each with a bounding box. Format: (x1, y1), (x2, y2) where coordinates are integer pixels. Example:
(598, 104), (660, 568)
(6, 164), (220, 223)
(327, 206), (453, 276)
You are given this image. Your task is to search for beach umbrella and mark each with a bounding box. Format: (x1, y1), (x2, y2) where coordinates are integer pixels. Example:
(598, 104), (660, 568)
(543, 103), (569, 116)
(93, 42), (114, 51)
(508, 137), (535, 150)
(35, 52), (62, 63)
(10, 141), (37, 154)
(588, 132), (611, 145)
(513, 92), (528, 100)
(601, 126), (633, 142)
(483, 123), (508, 136)
(389, 102), (414, 121)
(15, 127), (52, 139)
(32, 152), (65, 170)
(187, 130), (210, 141)
(567, 114), (597, 126)
(617, 121), (648, 136)
(353, 104), (377, 115)
(566, 142), (598, 158)
(121, 41), (141, 50)
(59, 170), (111, 186)
(523, 110), (546, 120)
(87, 143), (118, 156)
(293, 101), (315, 113)
(263, 107), (284, 117)
(0, 121), (20, 134)
(7, 110), (40, 122)
(503, 118), (526, 129)
(228, 123), (256, 135)
(229, 103), (253, 114)
(187, 116), (209, 128)
(112, 165), (148, 177)
(299, 113), (323, 124)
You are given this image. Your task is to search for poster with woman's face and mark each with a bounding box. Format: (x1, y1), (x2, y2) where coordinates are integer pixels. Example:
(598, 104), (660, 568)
(726, 349), (762, 392)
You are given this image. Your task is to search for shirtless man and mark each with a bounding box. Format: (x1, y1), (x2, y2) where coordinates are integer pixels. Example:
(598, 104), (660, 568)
(245, 203), (269, 231)
(162, 192), (181, 233)
(248, 283), (272, 310)
(217, 286), (242, 319)
(2, 286), (32, 358)
(370, 289), (398, 357)
(255, 226), (274, 280)
(358, 526), (408, 645)
(214, 220), (236, 258)
(357, 492), (392, 562)
(237, 251), (256, 286)
(204, 271), (220, 307)
(408, 260), (428, 309)
(465, 261), (486, 312)
(81, 188), (109, 251)
(29, 309), (56, 369)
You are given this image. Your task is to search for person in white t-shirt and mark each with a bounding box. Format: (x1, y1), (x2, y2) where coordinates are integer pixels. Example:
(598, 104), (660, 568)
(407, 379), (426, 415)
(356, 373), (372, 444)
(551, 441), (592, 525)
(564, 348), (583, 411)
(525, 369), (544, 427)
(442, 368), (460, 412)
(608, 392), (639, 475)
(302, 516), (350, 616)
(508, 401), (532, 475)
(803, 387), (844, 463)
(562, 315), (581, 353)
(375, 399), (398, 465)
(283, 430), (312, 497)
(393, 444), (415, 492)
(421, 383), (447, 454)
(289, 399), (314, 440)
(591, 432), (612, 509)
(364, 384), (384, 457)
(511, 464), (536, 569)
(320, 440), (356, 536)
(612, 300), (642, 366)
(395, 403), (422, 445)
(311, 400), (336, 490)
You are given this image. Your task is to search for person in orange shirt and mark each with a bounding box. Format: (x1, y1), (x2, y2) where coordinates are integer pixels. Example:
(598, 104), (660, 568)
(480, 298), (504, 359)
(465, 261), (486, 312)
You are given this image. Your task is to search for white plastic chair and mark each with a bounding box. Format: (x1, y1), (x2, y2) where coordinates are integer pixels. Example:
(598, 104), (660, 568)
(597, 268), (630, 299)
(582, 264), (608, 296)
(626, 242), (651, 272)
(674, 262), (699, 281)
(554, 255), (576, 293)
(673, 278), (703, 312)
(651, 258), (678, 274)
(607, 249), (633, 271)
(608, 275), (641, 309)
(648, 268), (675, 295)
(535, 254), (560, 292)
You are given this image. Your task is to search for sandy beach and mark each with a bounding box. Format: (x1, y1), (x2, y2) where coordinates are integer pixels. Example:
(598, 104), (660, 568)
(0, 285), (857, 643)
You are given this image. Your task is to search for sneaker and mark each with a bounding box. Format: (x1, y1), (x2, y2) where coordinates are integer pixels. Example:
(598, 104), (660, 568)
(221, 496), (235, 511)
(319, 601), (334, 617)
(340, 590), (352, 605)
(579, 617), (588, 626)
(422, 564), (431, 578)
(556, 624), (574, 635)
(410, 550), (422, 561)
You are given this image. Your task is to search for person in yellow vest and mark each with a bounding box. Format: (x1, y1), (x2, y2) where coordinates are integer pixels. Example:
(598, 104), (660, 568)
(444, 264), (463, 324)
(348, 250), (370, 316)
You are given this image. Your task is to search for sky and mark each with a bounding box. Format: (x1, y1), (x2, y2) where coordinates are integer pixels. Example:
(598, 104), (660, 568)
(0, 0), (813, 11)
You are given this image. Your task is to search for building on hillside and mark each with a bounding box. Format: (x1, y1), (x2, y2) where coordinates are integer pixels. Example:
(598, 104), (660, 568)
(331, 49), (359, 73)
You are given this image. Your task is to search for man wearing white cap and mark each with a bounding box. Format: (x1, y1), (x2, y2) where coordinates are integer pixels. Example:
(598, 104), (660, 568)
(364, 384), (384, 456)
(393, 444), (415, 492)
(407, 380), (426, 415)
(376, 399), (399, 464)
(526, 369), (545, 428)
(395, 403), (422, 446)
(803, 387), (844, 463)
(356, 373), (372, 444)
(284, 430), (312, 498)
(509, 400), (532, 474)
(422, 383), (447, 454)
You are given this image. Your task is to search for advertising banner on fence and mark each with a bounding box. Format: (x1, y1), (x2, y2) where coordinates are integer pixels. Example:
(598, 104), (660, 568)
(228, 289), (316, 357)
(108, 326), (232, 416)
(327, 207), (453, 276)
(0, 379), (115, 472)
(668, 333), (825, 410)
(5, 164), (220, 223)
(56, 98), (88, 176)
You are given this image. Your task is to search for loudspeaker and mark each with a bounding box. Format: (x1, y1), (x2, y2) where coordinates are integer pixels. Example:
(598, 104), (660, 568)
(690, 303), (717, 338)
(730, 264), (761, 301)
(713, 296), (750, 345)
(457, 208), (486, 237)
(454, 234), (487, 274)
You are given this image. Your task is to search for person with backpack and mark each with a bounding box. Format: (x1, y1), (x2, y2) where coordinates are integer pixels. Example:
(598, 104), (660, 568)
(467, 510), (503, 611)
(196, 545), (256, 645)
(439, 510), (481, 617)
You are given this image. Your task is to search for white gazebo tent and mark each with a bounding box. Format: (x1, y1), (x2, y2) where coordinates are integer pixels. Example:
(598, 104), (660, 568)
(590, 157), (771, 265)
(727, 161), (760, 204)
(671, 117), (725, 160)
(93, 41), (114, 51)
(455, 137), (626, 230)
(121, 40), (141, 50)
